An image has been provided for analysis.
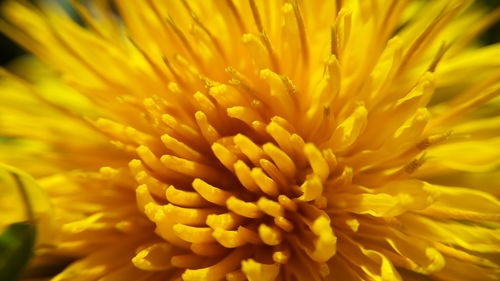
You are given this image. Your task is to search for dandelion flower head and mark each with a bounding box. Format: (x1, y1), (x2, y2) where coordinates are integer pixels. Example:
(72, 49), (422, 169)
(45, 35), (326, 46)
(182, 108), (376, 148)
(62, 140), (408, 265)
(0, 0), (500, 280)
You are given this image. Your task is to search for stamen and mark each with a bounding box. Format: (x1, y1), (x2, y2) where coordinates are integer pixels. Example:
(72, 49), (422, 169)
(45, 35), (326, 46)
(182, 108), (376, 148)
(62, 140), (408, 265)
(225, 0), (246, 34)
(251, 167), (280, 197)
(192, 178), (233, 206)
(182, 248), (247, 281)
(195, 111), (221, 144)
(165, 15), (202, 68)
(258, 224), (283, 246)
(398, 3), (462, 73)
(212, 142), (239, 172)
(330, 25), (339, 56)
(132, 243), (173, 271)
(161, 133), (204, 162)
(173, 224), (215, 243)
(242, 259), (281, 281)
(160, 154), (227, 184)
(128, 37), (170, 84)
(259, 159), (288, 188)
(162, 56), (186, 87)
(298, 175), (323, 202)
(166, 185), (210, 207)
(213, 228), (249, 248)
(379, 0), (399, 38)
(274, 216), (294, 232)
(428, 42), (450, 72)
(181, 0), (227, 61)
(304, 143), (330, 182)
(404, 153), (426, 174)
(290, 0), (309, 66)
(335, 0), (343, 14)
(416, 131), (452, 150)
(234, 133), (266, 166)
(226, 197), (264, 219)
(273, 245), (291, 263)
(227, 106), (264, 128)
(278, 195), (298, 212)
(234, 160), (260, 193)
(262, 143), (297, 180)
(257, 197), (284, 218)
(206, 212), (244, 230)
(163, 204), (219, 226)
(248, 0), (263, 32)
(247, 0), (280, 72)
(161, 113), (202, 144)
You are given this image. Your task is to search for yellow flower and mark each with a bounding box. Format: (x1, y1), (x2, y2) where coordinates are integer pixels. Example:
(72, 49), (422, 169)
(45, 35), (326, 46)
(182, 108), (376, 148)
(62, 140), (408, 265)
(1, 0), (500, 280)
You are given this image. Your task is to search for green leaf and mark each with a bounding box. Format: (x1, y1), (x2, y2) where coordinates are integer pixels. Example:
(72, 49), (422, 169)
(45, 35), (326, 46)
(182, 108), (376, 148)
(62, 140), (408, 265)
(0, 163), (54, 280)
(0, 222), (36, 281)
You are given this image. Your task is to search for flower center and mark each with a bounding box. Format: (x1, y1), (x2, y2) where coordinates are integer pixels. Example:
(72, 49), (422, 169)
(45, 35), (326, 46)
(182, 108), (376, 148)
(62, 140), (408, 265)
(131, 105), (342, 279)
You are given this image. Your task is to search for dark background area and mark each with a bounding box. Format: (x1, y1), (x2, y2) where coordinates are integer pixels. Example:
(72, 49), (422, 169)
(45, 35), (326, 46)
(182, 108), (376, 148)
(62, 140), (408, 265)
(0, 32), (23, 66)
(0, 0), (499, 66)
